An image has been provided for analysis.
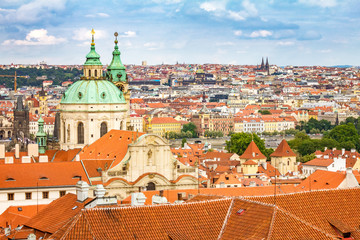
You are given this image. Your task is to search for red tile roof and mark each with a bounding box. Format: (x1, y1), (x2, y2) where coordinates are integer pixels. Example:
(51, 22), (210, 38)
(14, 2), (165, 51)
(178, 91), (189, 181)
(79, 130), (145, 167)
(25, 193), (93, 234)
(240, 141), (266, 160)
(0, 162), (89, 189)
(270, 139), (296, 157)
(303, 158), (334, 167)
(0, 205), (47, 228)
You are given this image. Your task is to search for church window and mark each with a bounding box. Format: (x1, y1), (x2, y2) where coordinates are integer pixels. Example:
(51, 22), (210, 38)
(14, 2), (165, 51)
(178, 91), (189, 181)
(146, 182), (156, 191)
(100, 122), (107, 137)
(88, 69), (91, 76)
(101, 92), (106, 99)
(95, 70), (97, 77)
(78, 122), (84, 144)
(63, 123), (66, 143)
(78, 92), (82, 99)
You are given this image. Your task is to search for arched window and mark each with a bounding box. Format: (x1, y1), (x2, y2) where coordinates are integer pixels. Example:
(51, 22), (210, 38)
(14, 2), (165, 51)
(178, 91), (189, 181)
(78, 122), (84, 144)
(88, 69), (91, 77)
(7, 131), (11, 138)
(95, 70), (97, 77)
(100, 122), (107, 137)
(146, 182), (156, 191)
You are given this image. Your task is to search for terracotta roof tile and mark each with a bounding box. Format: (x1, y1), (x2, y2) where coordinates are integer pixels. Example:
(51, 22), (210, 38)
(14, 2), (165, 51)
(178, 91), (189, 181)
(240, 141), (266, 160)
(270, 139), (296, 157)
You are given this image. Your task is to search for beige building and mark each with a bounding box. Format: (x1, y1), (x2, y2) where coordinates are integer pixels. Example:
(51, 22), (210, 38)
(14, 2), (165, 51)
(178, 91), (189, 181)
(80, 130), (198, 200)
(270, 139), (297, 175)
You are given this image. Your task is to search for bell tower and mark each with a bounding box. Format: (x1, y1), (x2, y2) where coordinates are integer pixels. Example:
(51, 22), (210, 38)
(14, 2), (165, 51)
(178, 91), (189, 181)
(82, 29), (104, 79)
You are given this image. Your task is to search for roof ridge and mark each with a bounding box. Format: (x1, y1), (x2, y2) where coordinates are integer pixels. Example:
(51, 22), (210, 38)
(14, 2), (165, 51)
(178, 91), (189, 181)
(275, 207), (338, 239)
(266, 206), (277, 240)
(217, 198), (235, 240)
(83, 210), (96, 240)
(56, 212), (83, 240)
(85, 197), (233, 211)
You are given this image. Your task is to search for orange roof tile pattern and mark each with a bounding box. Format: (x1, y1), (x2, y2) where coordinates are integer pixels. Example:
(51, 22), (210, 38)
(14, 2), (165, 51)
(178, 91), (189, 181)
(79, 130), (145, 167)
(270, 139), (296, 157)
(0, 161), (89, 189)
(240, 141), (266, 160)
(25, 193), (93, 234)
(248, 188), (360, 239)
(50, 199), (233, 240)
(0, 205), (47, 228)
(296, 170), (346, 191)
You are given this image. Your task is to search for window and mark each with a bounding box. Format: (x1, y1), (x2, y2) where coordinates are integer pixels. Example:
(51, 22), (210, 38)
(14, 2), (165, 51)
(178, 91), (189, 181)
(88, 69), (91, 76)
(59, 191), (66, 197)
(8, 193), (14, 201)
(25, 192), (32, 200)
(78, 122), (84, 144)
(100, 122), (107, 137)
(95, 69), (97, 77)
(146, 182), (156, 191)
(43, 192), (49, 199)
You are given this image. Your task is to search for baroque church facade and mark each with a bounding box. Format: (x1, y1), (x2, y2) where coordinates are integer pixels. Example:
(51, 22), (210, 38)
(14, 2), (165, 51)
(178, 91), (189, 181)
(59, 31), (130, 150)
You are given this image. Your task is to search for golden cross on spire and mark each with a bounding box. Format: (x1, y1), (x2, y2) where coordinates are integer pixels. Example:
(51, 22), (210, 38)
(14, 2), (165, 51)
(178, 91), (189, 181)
(91, 28), (95, 46)
(114, 32), (118, 44)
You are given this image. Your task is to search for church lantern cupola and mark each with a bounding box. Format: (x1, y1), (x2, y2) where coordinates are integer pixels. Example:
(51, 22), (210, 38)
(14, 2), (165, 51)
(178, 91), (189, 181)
(107, 32), (127, 83)
(83, 29), (104, 79)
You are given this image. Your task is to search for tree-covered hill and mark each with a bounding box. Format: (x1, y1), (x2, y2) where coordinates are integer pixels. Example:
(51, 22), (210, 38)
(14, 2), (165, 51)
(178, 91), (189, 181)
(0, 67), (82, 89)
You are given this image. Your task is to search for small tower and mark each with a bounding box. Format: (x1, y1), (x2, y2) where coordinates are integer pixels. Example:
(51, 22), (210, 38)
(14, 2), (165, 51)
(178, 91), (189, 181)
(36, 116), (47, 154)
(260, 57), (264, 69)
(82, 29), (104, 79)
(265, 57), (270, 75)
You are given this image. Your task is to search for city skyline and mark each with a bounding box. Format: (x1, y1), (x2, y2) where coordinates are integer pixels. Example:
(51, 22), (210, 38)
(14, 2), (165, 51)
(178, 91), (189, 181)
(0, 0), (359, 66)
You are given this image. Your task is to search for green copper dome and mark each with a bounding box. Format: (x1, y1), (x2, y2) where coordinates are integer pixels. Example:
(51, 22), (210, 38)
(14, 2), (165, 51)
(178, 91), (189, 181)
(60, 80), (126, 104)
(107, 33), (127, 82)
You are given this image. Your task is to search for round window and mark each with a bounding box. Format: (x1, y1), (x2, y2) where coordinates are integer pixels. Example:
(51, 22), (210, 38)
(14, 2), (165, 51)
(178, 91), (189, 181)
(101, 92), (106, 99)
(78, 92), (83, 99)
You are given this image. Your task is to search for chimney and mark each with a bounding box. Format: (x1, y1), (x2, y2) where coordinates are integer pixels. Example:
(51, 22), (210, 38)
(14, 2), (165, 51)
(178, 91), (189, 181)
(0, 144), (5, 159)
(324, 147), (327, 151)
(76, 181), (89, 202)
(5, 157), (13, 164)
(94, 184), (106, 198)
(39, 155), (48, 163)
(21, 156), (31, 163)
(332, 147), (336, 151)
(15, 144), (19, 159)
(351, 148), (356, 153)
(344, 167), (359, 188)
(177, 193), (183, 201)
(342, 148), (345, 155)
(28, 144), (39, 157)
(262, 162), (267, 170)
(131, 192), (146, 206)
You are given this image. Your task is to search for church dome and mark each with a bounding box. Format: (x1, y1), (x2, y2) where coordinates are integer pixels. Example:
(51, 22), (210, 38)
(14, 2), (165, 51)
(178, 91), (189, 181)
(60, 80), (126, 104)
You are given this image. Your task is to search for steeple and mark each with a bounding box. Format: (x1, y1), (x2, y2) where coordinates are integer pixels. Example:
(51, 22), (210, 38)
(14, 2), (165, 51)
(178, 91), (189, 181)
(84, 29), (102, 66)
(261, 57), (264, 69)
(36, 116), (47, 154)
(82, 29), (103, 79)
(107, 32), (127, 83)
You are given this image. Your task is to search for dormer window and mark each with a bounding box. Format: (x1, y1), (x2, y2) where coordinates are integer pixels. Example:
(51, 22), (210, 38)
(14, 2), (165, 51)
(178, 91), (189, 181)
(6, 177), (15, 181)
(39, 177), (48, 180)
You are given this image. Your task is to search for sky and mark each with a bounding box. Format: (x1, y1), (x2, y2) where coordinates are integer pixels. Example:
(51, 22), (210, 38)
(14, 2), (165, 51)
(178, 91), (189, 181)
(0, 0), (359, 66)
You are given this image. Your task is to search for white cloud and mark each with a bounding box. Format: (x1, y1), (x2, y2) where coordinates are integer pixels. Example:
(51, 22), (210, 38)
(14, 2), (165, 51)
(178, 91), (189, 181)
(200, 1), (225, 12)
(234, 30), (243, 36)
(3, 29), (66, 46)
(85, 12), (110, 18)
(250, 30), (272, 38)
(276, 41), (295, 46)
(119, 31), (137, 38)
(228, 11), (245, 21)
(242, 0), (258, 16)
(216, 41), (235, 46)
(72, 28), (106, 41)
(299, 0), (337, 7)
(0, 0), (67, 24)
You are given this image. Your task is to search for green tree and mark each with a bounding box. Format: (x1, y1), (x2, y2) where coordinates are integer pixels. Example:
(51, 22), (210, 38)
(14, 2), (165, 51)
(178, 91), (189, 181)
(298, 139), (316, 156)
(259, 110), (271, 115)
(181, 138), (187, 147)
(326, 123), (360, 150)
(225, 132), (269, 158)
(182, 122), (197, 137)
